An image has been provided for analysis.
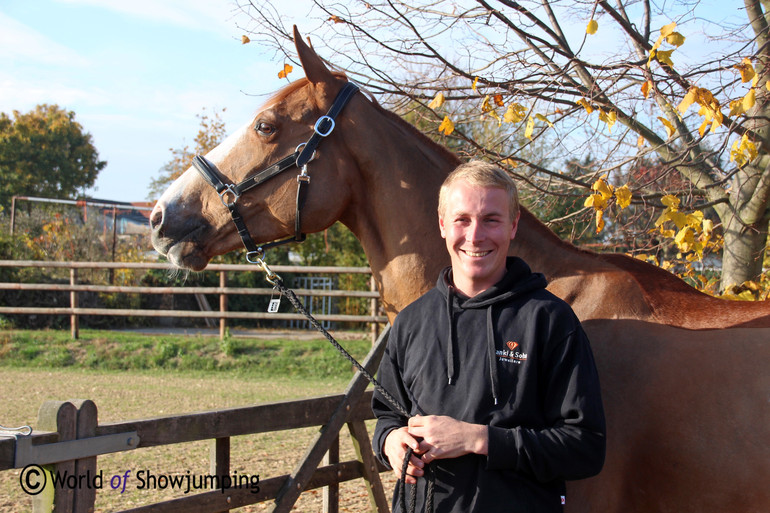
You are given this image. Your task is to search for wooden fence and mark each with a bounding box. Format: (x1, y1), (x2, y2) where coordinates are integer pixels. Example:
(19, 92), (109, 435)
(0, 260), (388, 341)
(0, 327), (392, 513)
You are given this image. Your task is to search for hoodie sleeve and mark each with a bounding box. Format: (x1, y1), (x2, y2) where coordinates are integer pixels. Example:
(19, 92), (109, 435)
(371, 322), (412, 469)
(486, 324), (606, 482)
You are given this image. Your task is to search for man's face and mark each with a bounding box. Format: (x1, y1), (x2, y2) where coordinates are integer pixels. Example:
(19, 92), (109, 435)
(438, 180), (519, 297)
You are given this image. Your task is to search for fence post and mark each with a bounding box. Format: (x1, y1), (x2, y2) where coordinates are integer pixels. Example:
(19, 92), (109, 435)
(33, 401), (78, 513)
(71, 400), (97, 513)
(210, 437), (231, 513)
(323, 436), (339, 513)
(220, 270), (227, 341)
(70, 269), (79, 340)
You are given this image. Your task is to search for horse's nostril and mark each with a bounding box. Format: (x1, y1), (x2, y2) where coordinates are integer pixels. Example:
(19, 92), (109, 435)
(150, 204), (164, 230)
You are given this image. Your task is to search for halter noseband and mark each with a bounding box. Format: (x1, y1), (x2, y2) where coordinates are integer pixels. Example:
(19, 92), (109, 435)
(192, 82), (360, 264)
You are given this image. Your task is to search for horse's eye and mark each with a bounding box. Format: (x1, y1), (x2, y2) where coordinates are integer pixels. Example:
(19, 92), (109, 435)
(255, 122), (276, 136)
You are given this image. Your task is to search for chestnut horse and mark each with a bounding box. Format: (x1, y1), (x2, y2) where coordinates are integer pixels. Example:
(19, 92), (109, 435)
(151, 28), (770, 513)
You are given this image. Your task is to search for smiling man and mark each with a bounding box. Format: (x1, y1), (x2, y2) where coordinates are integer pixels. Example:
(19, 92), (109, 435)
(372, 160), (606, 512)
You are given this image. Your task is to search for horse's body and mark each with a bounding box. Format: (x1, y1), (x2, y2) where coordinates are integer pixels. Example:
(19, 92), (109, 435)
(151, 28), (770, 513)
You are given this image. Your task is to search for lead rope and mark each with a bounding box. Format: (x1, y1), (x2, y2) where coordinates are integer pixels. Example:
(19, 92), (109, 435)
(253, 256), (434, 513)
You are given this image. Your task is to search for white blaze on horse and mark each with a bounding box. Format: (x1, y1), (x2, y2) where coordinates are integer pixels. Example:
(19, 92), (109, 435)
(151, 27), (770, 513)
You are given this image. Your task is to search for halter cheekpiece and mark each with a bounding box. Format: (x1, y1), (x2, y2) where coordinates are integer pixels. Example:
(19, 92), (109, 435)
(192, 81), (360, 263)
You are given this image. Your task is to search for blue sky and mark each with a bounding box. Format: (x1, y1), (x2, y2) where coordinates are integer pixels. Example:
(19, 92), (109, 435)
(0, 0), (299, 202)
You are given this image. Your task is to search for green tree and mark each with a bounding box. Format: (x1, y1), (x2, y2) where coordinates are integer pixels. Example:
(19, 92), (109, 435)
(0, 104), (105, 209)
(148, 108), (227, 200)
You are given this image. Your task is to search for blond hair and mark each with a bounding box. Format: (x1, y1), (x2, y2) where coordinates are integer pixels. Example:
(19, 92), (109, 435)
(438, 161), (520, 221)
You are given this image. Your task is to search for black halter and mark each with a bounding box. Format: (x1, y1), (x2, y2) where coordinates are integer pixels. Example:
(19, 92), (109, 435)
(192, 82), (360, 263)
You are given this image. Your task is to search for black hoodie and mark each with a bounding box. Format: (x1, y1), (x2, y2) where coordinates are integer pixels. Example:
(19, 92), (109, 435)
(372, 257), (606, 512)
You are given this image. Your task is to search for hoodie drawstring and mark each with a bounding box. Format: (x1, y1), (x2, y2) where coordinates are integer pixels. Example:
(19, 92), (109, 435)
(486, 305), (500, 406)
(445, 286), (501, 406)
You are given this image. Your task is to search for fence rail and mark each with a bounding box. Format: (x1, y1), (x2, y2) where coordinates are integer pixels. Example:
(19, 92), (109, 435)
(0, 260), (387, 340)
(0, 327), (392, 513)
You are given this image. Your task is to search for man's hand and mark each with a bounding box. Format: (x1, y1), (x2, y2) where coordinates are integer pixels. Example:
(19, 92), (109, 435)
(407, 415), (489, 463)
(383, 426), (425, 484)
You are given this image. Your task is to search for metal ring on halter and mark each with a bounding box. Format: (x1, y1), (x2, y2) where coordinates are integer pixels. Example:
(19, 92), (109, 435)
(218, 184), (241, 208)
(246, 248), (266, 264)
(314, 115), (335, 137)
(295, 142), (317, 164)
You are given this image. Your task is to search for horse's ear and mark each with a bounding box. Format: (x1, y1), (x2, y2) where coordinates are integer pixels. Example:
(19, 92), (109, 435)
(293, 25), (335, 86)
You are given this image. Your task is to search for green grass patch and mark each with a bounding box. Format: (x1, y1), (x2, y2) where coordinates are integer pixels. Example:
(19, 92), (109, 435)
(0, 329), (372, 379)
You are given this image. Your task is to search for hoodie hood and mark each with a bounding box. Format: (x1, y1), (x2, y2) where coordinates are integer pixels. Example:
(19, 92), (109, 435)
(437, 257), (547, 405)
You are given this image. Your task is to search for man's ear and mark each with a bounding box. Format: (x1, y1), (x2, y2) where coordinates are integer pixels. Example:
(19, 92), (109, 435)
(509, 211), (521, 240)
(438, 213), (447, 238)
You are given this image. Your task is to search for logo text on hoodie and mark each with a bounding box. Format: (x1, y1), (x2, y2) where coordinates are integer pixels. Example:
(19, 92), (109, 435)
(496, 341), (528, 364)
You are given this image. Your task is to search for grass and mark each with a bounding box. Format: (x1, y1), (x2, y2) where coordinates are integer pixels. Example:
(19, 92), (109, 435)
(0, 329), (372, 378)
(0, 329), (395, 512)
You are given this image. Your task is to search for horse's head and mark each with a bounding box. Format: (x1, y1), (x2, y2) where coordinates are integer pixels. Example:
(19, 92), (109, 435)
(150, 27), (359, 270)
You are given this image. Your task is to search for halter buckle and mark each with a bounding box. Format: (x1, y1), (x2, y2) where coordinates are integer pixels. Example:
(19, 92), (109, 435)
(219, 184), (241, 208)
(314, 115), (335, 137)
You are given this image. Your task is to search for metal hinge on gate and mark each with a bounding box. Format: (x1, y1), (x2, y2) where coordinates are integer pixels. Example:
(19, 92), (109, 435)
(13, 430), (139, 468)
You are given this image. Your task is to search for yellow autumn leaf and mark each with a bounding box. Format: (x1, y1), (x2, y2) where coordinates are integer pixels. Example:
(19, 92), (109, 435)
(615, 185), (632, 209)
(734, 57), (755, 83)
(277, 63), (293, 79)
(504, 103), (526, 123)
(678, 87), (697, 113)
(503, 158), (519, 168)
(656, 49), (675, 66)
(641, 80), (652, 99)
(658, 116), (676, 138)
(660, 22), (677, 37)
(535, 113), (554, 127)
(598, 109), (616, 132)
(241, 35), (251, 44)
(525, 116), (534, 140)
(742, 88), (756, 111)
(493, 94), (505, 107)
(767, 80), (770, 92)
(481, 96), (502, 125)
(576, 98), (594, 114)
(701, 218), (714, 239)
(666, 32), (685, 47)
(637, 135), (646, 147)
(587, 19), (598, 35)
(668, 210), (687, 230)
(730, 133), (758, 166)
(592, 177), (614, 200)
(438, 115), (455, 135)
(686, 210), (704, 229)
(584, 193), (608, 210)
(428, 92), (446, 110)
(729, 98), (746, 117)
(472, 77), (479, 92)
(661, 194), (680, 209)
(595, 210), (606, 233)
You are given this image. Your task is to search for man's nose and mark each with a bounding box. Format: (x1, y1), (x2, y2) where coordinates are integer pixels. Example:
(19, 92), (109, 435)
(467, 219), (485, 242)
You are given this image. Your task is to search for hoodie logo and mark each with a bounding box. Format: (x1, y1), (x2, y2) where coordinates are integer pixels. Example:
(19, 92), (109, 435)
(497, 341), (528, 365)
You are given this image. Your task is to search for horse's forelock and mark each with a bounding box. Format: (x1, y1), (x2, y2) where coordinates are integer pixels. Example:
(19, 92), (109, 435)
(263, 72), (349, 110)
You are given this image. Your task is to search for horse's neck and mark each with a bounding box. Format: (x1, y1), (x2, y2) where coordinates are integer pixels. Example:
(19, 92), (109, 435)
(340, 108), (457, 321)
(512, 209), (599, 279)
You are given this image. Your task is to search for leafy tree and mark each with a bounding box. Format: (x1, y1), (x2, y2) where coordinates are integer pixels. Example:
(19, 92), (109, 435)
(147, 108), (228, 200)
(0, 104), (105, 209)
(239, 0), (770, 292)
